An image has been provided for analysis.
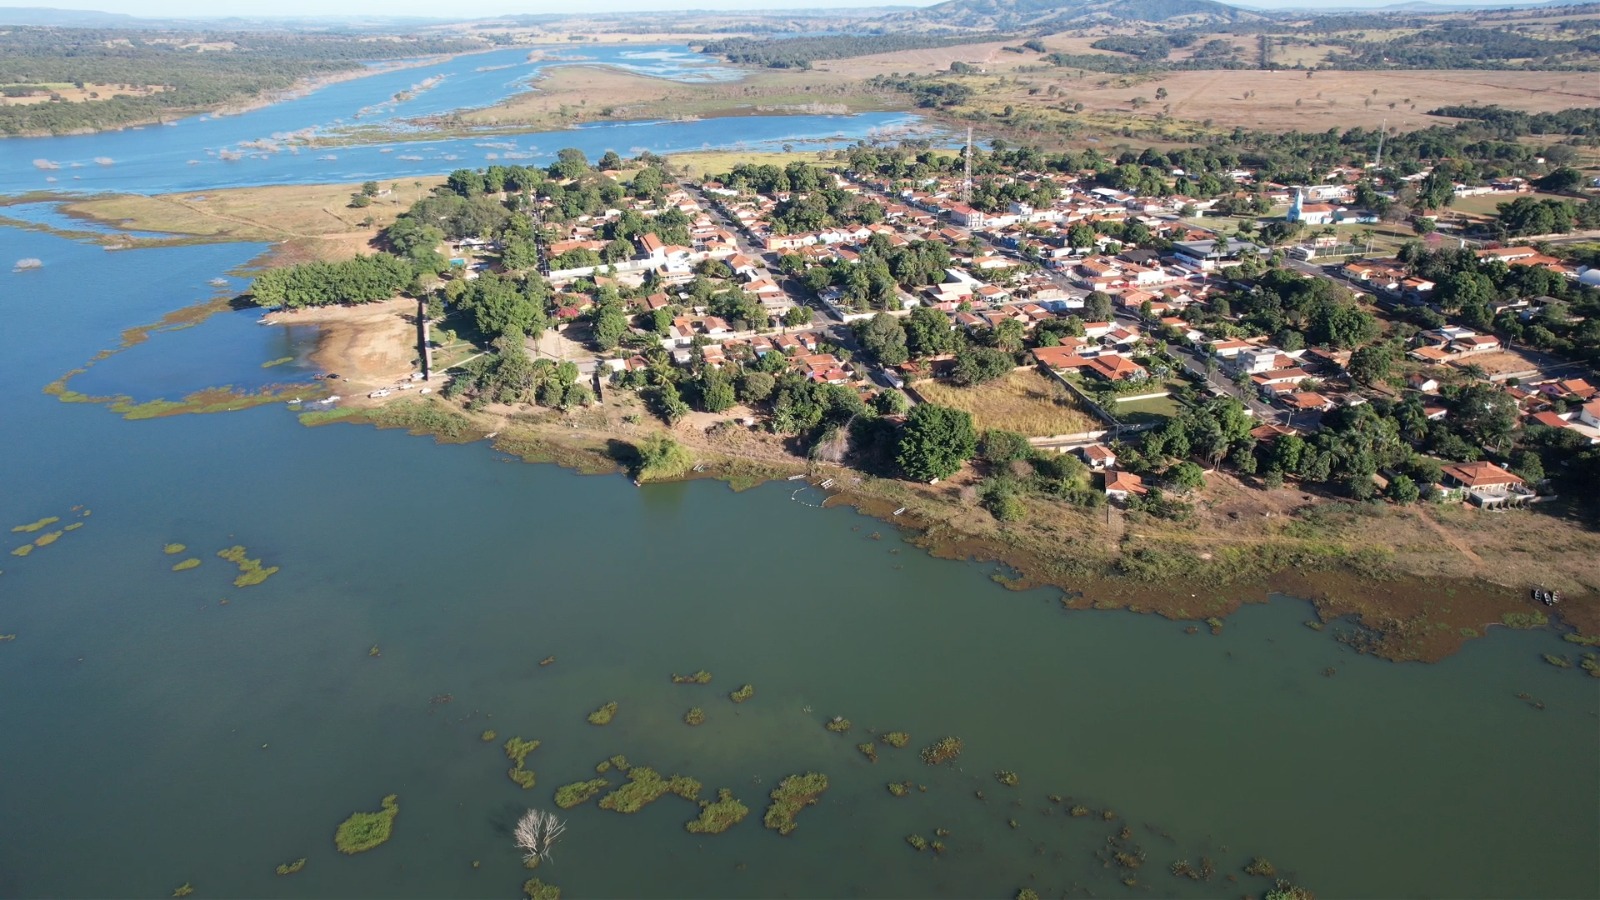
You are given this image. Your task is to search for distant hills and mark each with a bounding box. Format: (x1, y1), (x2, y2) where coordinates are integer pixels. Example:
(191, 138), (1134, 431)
(876, 0), (1266, 30)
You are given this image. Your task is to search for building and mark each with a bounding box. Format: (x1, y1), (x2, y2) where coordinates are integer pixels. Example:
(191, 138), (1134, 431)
(1439, 461), (1532, 508)
(1103, 470), (1147, 501)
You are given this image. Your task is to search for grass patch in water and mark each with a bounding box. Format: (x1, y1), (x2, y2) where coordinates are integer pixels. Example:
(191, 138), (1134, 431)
(887, 782), (910, 797)
(598, 767), (670, 813)
(763, 772), (828, 836)
(824, 717), (851, 734)
(684, 707), (706, 726)
(880, 731), (911, 748)
(32, 531), (62, 547)
(523, 878), (560, 900)
(586, 701), (618, 725)
(906, 834), (928, 851)
(64, 522), (83, 531)
(505, 736), (540, 789)
(274, 858), (306, 876)
(368, 399), (477, 442)
(334, 794), (398, 854)
(920, 736), (962, 765)
(480, 730), (497, 742)
(12, 517), (59, 533)
(1244, 857), (1277, 877)
(172, 558), (201, 571)
(217, 545), (279, 587)
(10, 545), (33, 557)
(298, 407), (358, 426)
(1542, 653), (1573, 668)
(671, 670), (712, 684)
(553, 779), (609, 809)
(172, 884), (194, 898)
(685, 789), (749, 834)
(729, 684), (754, 703)
(1501, 612), (1548, 629)
(164, 543), (186, 554)
(262, 356), (295, 368)
(995, 770), (1019, 786)
(857, 742), (878, 762)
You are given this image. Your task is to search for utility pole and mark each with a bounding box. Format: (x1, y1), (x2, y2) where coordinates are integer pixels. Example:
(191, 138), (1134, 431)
(1374, 118), (1386, 169)
(962, 126), (973, 206)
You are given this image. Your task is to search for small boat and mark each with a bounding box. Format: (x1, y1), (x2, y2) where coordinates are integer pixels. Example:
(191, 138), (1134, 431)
(368, 389), (391, 398)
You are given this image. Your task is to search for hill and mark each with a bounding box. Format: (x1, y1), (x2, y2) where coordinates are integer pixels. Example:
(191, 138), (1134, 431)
(878, 0), (1265, 31)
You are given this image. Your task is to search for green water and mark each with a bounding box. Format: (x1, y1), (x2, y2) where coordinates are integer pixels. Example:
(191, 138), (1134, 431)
(1, 228), (1597, 899)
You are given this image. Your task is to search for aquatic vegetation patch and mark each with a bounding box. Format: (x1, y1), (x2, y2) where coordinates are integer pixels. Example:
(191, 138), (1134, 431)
(275, 858), (306, 876)
(11, 545), (33, 557)
(172, 884), (194, 898)
(1542, 653), (1572, 668)
(12, 517), (60, 533)
(685, 788), (749, 834)
(857, 742), (878, 762)
(887, 782), (910, 797)
(729, 684), (754, 703)
(1563, 633), (1600, 647)
(920, 736), (963, 765)
(262, 356), (295, 368)
(824, 717), (851, 734)
(1245, 858), (1277, 878)
(553, 779), (609, 810)
(367, 399), (478, 443)
(671, 670), (713, 684)
(1501, 611), (1548, 629)
(763, 772), (828, 836)
(506, 737), (540, 790)
(334, 794), (399, 854)
(586, 701), (618, 725)
(879, 731), (910, 748)
(598, 766), (671, 813)
(523, 877), (561, 900)
(298, 407), (359, 427)
(1265, 880), (1315, 900)
(481, 730), (497, 742)
(32, 531), (63, 547)
(906, 834), (928, 851)
(995, 770), (1019, 786)
(1582, 653), (1600, 678)
(510, 769), (537, 789)
(1017, 890), (1040, 900)
(164, 543), (186, 554)
(64, 522), (83, 532)
(172, 558), (202, 571)
(217, 545), (279, 587)
(684, 707), (706, 726)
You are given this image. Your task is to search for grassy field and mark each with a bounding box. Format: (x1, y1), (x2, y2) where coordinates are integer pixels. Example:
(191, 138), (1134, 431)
(1112, 393), (1185, 427)
(667, 149), (837, 179)
(1447, 191), (1573, 219)
(915, 369), (1097, 436)
(62, 178), (444, 262)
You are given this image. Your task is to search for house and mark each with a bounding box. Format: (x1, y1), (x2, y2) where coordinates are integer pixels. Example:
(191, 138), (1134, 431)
(1103, 470), (1148, 501)
(1079, 445), (1116, 470)
(1439, 460), (1529, 507)
(1580, 399), (1600, 428)
(1085, 354), (1147, 382)
(1453, 335), (1501, 354)
(1407, 373), (1440, 393)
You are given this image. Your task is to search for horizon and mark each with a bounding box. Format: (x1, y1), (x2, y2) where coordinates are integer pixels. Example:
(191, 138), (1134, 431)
(0, 0), (1582, 21)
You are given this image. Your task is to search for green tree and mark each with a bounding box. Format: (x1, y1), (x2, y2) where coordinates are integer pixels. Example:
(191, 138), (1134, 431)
(1170, 460), (1206, 492)
(1348, 343), (1394, 385)
(905, 306), (958, 357)
(897, 404), (977, 482)
(856, 313), (909, 366)
(978, 429), (1032, 464)
(1386, 474), (1420, 504)
(951, 346), (1014, 386)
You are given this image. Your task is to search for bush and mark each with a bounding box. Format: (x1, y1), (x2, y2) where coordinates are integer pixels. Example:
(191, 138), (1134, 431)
(334, 795), (399, 854)
(633, 434), (693, 483)
(979, 429), (1032, 465)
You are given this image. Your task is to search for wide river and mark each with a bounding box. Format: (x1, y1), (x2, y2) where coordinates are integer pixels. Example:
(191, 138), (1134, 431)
(0, 45), (1596, 900)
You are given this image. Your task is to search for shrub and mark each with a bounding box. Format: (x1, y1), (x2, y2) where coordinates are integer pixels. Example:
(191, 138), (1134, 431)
(729, 684), (754, 703)
(880, 731), (910, 748)
(587, 701), (618, 725)
(685, 788), (749, 834)
(554, 779), (610, 809)
(763, 772), (829, 835)
(920, 736), (963, 765)
(334, 795), (399, 854)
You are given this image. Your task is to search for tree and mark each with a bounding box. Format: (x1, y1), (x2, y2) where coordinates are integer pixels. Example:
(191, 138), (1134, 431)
(856, 313), (909, 366)
(1535, 167), (1584, 193)
(978, 429), (1032, 464)
(361, 180), (380, 197)
(905, 306), (957, 357)
(897, 404), (977, 482)
(951, 346), (1014, 386)
(1084, 291), (1114, 322)
(875, 389), (909, 415)
(552, 148), (589, 181)
(1348, 343), (1394, 386)
(598, 150), (623, 171)
(990, 318), (1026, 353)
(784, 305), (813, 327)
(1386, 474), (1420, 504)
(1447, 383), (1518, 449)
(699, 370), (736, 413)
(1169, 461), (1206, 492)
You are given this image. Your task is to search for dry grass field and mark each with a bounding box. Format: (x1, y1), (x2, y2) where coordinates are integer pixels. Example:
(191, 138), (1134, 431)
(915, 369), (1097, 436)
(0, 83), (166, 106)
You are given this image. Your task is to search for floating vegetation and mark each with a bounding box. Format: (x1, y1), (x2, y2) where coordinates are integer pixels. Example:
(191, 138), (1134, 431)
(523, 877), (561, 900)
(729, 684), (754, 703)
(609, 755), (629, 771)
(1008, 818), (1020, 829)
(1563, 633), (1600, 647)
(1304, 620), (1325, 631)
(880, 731), (911, 748)
(33, 531), (63, 547)
(995, 770), (1019, 787)
(164, 543), (186, 555)
(671, 670), (712, 684)
(1542, 654), (1572, 668)
(11, 545), (33, 557)
(587, 701), (618, 726)
(1206, 617), (1224, 635)
(857, 742), (878, 763)
(887, 782), (910, 797)
(1101, 809), (1117, 820)
(554, 779), (610, 810)
(274, 858), (306, 876)
(172, 558), (201, 571)
(825, 717), (852, 734)
(172, 884), (194, 898)
(1245, 858), (1277, 878)
(539, 656), (556, 666)
(64, 523), (82, 532)
(930, 840), (946, 855)
(595, 761), (610, 774)
(920, 736), (963, 766)
(598, 767), (672, 813)
(262, 356), (295, 368)
(334, 794), (399, 854)
(1266, 880), (1315, 900)
(906, 834), (928, 852)
(0, 635), (15, 642)
(368, 645), (382, 658)
(668, 775), (702, 802)
(1501, 612), (1549, 629)
(1070, 805), (1089, 817)
(481, 730), (497, 742)
(1017, 890), (1040, 900)
(935, 828), (951, 838)
(217, 545), (279, 588)
(763, 772), (828, 836)
(12, 517), (60, 533)
(685, 788), (749, 834)
(506, 737), (540, 790)
(1582, 653), (1600, 678)
(684, 707), (706, 726)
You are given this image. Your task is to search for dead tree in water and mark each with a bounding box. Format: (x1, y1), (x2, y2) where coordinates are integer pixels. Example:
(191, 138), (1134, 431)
(513, 808), (566, 863)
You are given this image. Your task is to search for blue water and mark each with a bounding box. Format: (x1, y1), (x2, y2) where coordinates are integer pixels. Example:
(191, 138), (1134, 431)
(0, 53), (1594, 900)
(0, 45), (928, 196)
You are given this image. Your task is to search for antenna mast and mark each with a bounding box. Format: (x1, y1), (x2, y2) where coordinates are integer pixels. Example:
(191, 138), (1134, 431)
(963, 126), (973, 205)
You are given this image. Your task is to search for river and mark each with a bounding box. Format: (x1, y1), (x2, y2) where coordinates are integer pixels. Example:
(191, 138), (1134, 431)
(0, 45), (1596, 900)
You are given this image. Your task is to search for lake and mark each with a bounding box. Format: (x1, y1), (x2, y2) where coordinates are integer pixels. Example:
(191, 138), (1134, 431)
(0, 47), (1596, 900)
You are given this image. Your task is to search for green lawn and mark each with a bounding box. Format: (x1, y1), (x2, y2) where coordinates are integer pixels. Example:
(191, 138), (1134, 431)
(1112, 393), (1185, 427)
